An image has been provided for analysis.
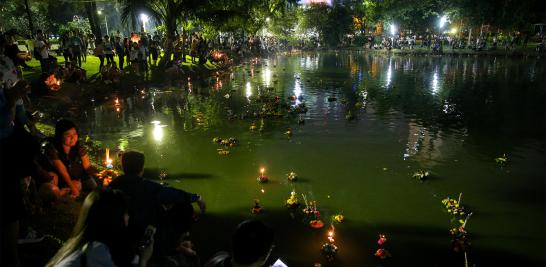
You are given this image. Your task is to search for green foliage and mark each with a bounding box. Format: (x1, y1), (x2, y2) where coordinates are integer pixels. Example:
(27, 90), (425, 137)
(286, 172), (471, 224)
(154, 24), (166, 35)
(58, 19), (92, 36)
(297, 3), (353, 47)
(0, 0), (50, 35)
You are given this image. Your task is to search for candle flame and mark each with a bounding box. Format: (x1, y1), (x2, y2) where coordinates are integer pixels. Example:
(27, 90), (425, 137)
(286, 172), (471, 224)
(45, 74), (61, 91)
(260, 168), (265, 173)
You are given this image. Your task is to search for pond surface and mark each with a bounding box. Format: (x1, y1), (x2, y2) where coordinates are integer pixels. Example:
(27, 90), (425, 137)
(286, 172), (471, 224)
(82, 52), (545, 266)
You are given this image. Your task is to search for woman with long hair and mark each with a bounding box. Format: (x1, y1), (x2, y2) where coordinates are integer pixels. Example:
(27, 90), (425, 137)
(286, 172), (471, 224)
(46, 188), (153, 267)
(43, 119), (97, 199)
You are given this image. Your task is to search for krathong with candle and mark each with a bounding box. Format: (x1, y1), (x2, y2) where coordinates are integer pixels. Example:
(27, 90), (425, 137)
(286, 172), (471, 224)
(321, 225), (338, 261)
(251, 199), (263, 214)
(301, 194), (313, 214)
(257, 168), (268, 183)
(286, 191), (300, 209)
(374, 232), (391, 259)
(249, 122), (258, 131)
(308, 201), (324, 229)
(96, 168), (119, 186)
(45, 74), (62, 91)
(286, 171), (297, 182)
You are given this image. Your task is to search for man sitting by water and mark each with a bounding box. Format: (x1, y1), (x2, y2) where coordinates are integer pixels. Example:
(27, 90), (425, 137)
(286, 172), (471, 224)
(109, 151), (206, 265)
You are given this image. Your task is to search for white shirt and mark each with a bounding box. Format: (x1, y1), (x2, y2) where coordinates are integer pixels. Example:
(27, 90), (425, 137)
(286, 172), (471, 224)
(35, 39), (49, 59)
(54, 241), (118, 267)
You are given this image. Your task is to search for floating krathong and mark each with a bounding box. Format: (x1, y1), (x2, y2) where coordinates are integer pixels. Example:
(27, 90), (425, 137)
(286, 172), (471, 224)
(333, 214), (344, 223)
(321, 227), (338, 261)
(287, 171), (297, 182)
(377, 234), (387, 245)
(96, 168), (119, 186)
(257, 168), (268, 183)
(310, 220), (324, 229)
(495, 153), (508, 165)
(412, 170), (430, 181)
(252, 199), (263, 214)
(374, 248), (391, 259)
(442, 193), (466, 216)
(284, 128), (292, 137)
(286, 191), (300, 209)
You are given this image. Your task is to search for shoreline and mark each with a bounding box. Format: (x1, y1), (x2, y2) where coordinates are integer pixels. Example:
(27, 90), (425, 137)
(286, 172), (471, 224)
(342, 46), (545, 58)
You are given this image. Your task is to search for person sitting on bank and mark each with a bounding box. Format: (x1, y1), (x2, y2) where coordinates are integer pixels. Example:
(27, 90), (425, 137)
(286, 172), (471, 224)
(44, 119), (97, 199)
(109, 151), (206, 265)
(46, 188), (154, 267)
(205, 220), (275, 267)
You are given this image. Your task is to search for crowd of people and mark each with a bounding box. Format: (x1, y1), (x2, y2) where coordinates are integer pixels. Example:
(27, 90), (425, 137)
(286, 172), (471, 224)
(364, 33), (545, 53)
(1, 29), (277, 266)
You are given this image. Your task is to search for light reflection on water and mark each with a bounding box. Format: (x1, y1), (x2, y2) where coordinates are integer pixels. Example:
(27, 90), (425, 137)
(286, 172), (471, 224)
(80, 52), (545, 266)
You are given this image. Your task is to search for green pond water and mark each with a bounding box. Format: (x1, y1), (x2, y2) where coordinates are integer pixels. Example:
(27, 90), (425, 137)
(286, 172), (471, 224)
(82, 52), (545, 266)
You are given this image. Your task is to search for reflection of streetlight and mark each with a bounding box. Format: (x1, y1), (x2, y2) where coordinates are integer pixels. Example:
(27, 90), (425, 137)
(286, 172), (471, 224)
(140, 13), (149, 32)
(151, 120), (164, 143)
(97, 10), (109, 36)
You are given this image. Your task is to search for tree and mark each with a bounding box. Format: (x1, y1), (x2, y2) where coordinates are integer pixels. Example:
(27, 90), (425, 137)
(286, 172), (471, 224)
(84, 0), (102, 37)
(118, 0), (204, 63)
(297, 2), (353, 47)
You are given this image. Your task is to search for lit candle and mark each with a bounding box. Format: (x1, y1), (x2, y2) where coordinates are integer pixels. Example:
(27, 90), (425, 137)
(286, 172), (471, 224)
(105, 148), (113, 168)
(328, 228), (335, 243)
(260, 168), (265, 177)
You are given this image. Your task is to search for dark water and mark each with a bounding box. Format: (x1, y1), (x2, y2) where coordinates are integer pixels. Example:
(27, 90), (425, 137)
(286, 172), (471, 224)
(82, 52), (545, 266)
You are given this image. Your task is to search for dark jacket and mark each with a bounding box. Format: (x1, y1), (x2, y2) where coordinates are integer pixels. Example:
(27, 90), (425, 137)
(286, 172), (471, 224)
(109, 174), (199, 259)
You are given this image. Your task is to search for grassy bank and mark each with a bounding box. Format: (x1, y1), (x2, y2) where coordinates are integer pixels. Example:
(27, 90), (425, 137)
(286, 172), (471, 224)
(23, 54), (223, 82)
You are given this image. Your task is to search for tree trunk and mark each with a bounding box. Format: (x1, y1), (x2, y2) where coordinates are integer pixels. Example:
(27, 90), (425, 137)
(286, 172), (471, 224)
(159, 0), (177, 66)
(85, 1), (102, 38)
(24, 0), (34, 35)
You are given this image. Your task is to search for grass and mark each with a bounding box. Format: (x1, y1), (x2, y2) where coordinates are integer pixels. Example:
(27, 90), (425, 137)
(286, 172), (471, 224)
(23, 53), (223, 82)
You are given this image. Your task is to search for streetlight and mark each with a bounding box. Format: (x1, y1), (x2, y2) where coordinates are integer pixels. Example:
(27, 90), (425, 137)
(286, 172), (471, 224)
(140, 13), (149, 32)
(438, 15), (448, 29)
(97, 10), (108, 36)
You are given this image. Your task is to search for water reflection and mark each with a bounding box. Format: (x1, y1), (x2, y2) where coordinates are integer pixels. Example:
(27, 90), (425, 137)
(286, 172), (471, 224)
(151, 120), (165, 143)
(245, 81), (252, 101)
(385, 58), (393, 87)
(431, 70), (439, 95)
(263, 67), (272, 87)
